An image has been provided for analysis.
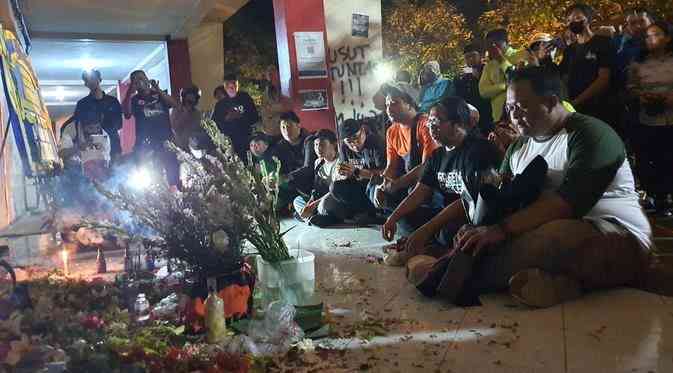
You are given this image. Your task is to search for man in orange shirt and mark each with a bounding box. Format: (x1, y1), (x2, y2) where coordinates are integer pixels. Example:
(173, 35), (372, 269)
(368, 83), (440, 235)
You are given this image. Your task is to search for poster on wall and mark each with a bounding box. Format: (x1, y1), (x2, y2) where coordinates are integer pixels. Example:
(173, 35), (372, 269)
(294, 32), (327, 79)
(299, 89), (329, 111)
(352, 14), (369, 38)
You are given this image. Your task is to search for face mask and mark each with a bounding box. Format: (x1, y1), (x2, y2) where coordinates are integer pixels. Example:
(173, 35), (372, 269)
(569, 20), (585, 35)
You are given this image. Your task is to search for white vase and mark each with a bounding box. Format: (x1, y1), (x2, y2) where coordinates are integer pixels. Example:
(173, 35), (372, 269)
(255, 249), (315, 307)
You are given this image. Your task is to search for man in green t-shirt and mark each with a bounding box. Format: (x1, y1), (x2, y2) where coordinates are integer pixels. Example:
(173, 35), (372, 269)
(455, 66), (652, 308)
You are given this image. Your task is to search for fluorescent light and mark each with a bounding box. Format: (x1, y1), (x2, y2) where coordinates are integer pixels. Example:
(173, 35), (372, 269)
(61, 57), (112, 71)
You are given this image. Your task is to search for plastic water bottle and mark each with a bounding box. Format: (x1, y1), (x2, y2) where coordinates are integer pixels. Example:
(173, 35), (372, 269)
(134, 293), (150, 319)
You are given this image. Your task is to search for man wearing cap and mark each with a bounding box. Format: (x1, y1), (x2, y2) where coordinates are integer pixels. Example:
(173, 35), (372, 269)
(527, 33), (558, 68)
(418, 61), (454, 113)
(370, 83), (440, 229)
(212, 73), (259, 160)
(73, 69), (122, 161)
(329, 118), (386, 223)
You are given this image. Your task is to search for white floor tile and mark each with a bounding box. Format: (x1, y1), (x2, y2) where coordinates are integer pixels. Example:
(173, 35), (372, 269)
(564, 288), (673, 373)
(444, 293), (566, 373)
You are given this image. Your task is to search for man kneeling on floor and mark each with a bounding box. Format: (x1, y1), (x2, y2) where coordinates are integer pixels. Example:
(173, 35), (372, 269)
(382, 96), (502, 265)
(415, 66), (652, 308)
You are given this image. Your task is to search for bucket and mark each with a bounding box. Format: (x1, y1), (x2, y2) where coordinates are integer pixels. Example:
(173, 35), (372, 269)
(255, 249), (315, 306)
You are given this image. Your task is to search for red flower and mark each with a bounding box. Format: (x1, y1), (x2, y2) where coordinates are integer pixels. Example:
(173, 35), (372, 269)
(80, 315), (105, 330)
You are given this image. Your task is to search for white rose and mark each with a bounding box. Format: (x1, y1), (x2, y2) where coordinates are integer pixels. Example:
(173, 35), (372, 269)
(212, 230), (230, 253)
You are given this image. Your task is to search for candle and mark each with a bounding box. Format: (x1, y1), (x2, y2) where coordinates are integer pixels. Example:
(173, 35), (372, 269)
(61, 248), (69, 276)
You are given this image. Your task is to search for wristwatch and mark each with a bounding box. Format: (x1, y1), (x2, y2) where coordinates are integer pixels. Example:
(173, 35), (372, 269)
(353, 168), (360, 178)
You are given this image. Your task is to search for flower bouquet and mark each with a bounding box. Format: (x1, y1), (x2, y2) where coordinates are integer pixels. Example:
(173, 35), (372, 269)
(93, 118), (295, 325)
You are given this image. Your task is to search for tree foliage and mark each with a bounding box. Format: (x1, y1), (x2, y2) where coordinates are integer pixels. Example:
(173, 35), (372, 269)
(478, 0), (673, 49)
(383, 0), (473, 78)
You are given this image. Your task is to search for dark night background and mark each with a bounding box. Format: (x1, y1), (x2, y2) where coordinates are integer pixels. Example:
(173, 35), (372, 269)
(224, 0), (489, 76)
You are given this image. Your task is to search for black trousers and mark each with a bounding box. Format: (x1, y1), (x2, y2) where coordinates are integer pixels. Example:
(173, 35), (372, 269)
(633, 124), (673, 199)
(330, 179), (376, 218)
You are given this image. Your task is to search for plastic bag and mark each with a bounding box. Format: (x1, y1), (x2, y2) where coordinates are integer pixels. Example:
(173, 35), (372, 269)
(242, 301), (304, 356)
(151, 293), (179, 319)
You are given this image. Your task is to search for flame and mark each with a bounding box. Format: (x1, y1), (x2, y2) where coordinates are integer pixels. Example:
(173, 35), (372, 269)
(61, 248), (69, 276)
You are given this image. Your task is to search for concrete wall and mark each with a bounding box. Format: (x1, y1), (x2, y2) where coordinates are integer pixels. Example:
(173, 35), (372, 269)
(188, 22), (224, 112)
(272, 0), (335, 132)
(324, 0), (383, 127)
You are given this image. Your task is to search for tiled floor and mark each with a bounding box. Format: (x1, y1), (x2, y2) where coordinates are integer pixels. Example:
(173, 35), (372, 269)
(284, 220), (673, 372)
(8, 218), (673, 372)
(313, 254), (673, 373)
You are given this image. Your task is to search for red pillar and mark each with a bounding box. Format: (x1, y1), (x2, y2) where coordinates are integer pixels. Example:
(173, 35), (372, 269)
(167, 39), (192, 96)
(272, 0), (335, 132)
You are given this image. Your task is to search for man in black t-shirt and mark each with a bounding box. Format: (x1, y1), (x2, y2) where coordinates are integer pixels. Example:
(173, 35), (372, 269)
(122, 70), (179, 186)
(381, 96), (502, 264)
(74, 69), (122, 161)
(559, 4), (620, 136)
(329, 119), (386, 222)
(455, 43), (493, 136)
(211, 73), (259, 160)
(275, 111), (316, 175)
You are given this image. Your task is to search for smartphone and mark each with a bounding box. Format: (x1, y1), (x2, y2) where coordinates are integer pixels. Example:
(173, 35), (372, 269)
(547, 36), (566, 50)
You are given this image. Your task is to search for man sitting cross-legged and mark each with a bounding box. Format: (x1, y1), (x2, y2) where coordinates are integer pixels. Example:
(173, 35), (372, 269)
(382, 96), (502, 265)
(292, 129), (343, 227)
(329, 118), (387, 225)
(453, 66), (653, 308)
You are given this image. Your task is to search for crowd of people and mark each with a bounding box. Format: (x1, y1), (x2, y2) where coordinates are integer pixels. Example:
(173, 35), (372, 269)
(57, 3), (673, 308)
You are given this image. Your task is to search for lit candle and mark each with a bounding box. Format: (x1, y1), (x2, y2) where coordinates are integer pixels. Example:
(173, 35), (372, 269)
(61, 248), (69, 276)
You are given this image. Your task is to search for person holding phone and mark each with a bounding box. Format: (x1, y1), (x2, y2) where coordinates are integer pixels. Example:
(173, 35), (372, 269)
(479, 29), (529, 123)
(212, 73), (259, 161)
(122, 70), (179, 186)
